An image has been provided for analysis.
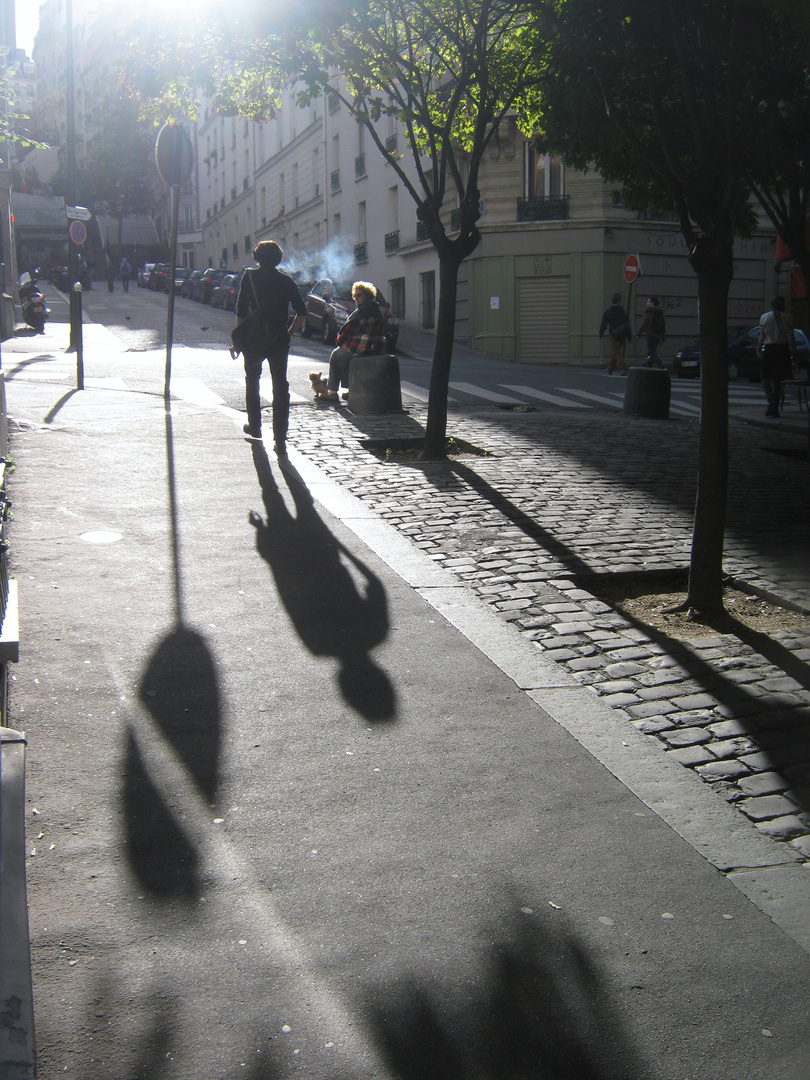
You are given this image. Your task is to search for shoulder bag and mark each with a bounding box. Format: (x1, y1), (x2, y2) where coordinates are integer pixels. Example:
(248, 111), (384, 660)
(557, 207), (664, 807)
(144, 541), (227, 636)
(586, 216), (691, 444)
(231, 272), (274, 356)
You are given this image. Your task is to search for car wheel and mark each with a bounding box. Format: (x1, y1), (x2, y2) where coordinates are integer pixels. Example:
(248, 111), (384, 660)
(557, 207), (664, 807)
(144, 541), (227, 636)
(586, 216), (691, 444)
(321, 317), (333, 345)
(727, 359), (740, 382)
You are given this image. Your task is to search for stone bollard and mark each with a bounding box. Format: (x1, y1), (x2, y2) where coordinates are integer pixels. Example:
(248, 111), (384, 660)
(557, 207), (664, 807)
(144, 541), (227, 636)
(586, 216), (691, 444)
(347, 353), (403, 415)
(623, 366), (671, 419)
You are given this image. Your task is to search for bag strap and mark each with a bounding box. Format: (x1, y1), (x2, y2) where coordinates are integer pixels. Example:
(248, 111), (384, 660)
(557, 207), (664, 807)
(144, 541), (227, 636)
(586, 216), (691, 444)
(247, 271), (270, 334)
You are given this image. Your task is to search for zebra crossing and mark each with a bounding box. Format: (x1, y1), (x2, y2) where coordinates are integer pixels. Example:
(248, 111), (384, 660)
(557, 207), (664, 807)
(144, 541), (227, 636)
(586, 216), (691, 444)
(397, 376), (767, 414)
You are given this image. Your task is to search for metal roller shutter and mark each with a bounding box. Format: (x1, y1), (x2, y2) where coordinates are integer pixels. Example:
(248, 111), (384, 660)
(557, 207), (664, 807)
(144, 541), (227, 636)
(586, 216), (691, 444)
(518, 278), (570, 364)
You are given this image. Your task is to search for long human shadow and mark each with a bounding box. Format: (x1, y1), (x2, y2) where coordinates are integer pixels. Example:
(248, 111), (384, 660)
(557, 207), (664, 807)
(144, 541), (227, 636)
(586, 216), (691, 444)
(122, 403), (222, 900)
(2, 353), (61, 379)
(249, 443), (396, 723)
(364, 899), (653, 1080)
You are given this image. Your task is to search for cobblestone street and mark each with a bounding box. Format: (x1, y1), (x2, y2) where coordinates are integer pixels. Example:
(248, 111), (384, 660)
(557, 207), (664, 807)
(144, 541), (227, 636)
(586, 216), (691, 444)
(289, 399), (810, 858)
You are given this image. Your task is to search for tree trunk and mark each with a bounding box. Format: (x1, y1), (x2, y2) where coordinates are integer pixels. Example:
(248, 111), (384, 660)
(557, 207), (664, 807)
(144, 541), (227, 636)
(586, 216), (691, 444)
(422, 254), (462, 459)
(685, 235), (733, 615)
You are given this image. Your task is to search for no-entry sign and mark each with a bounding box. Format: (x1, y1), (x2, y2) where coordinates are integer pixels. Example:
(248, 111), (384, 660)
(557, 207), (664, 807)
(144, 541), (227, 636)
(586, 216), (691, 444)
(623, 253), (641, 283)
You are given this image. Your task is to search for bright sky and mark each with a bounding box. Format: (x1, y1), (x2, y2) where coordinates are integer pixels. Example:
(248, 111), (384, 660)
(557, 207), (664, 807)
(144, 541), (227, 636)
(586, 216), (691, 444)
(15, 0), (44, 56)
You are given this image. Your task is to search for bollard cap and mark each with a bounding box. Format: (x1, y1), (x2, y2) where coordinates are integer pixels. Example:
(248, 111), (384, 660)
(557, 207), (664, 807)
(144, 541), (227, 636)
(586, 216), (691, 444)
(73, 281), (83, 292)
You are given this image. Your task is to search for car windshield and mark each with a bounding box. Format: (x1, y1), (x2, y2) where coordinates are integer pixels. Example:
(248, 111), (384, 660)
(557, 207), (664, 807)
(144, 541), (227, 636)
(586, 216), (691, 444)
(331, 282), (354, 300)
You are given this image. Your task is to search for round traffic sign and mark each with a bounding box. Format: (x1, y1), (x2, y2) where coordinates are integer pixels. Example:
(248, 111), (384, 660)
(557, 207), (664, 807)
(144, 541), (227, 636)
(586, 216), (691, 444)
(69, 219), (87, 246)
(155, 123), (194, 188)
(623, 253), (641, 283)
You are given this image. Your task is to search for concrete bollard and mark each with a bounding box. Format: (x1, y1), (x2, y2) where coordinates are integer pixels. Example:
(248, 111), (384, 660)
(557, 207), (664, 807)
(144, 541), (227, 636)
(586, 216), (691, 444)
(623, 367), (671, 419)
(347, 353), (403, 415)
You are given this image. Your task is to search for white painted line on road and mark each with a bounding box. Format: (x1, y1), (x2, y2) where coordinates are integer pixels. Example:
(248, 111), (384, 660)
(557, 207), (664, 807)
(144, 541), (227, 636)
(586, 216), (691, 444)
(669, 399), (701, 415)
(399, 380), (458, 404)
(564, 389), (625, 409)
(500, 384), (590, 408)
(84, 377), (128, 391)
(449, 382), (526, 404)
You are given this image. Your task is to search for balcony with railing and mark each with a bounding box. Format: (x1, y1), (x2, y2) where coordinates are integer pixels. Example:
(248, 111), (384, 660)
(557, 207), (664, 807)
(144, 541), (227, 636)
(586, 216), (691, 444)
(450, 208), (461, 232)
(231, 186), (237, 201)
(385, 230), (399, 253)
(416, 220), (430, 242)
(331, 169), (340, 192)
(385, 134), (397, 154)
(354, 241), (368, 264)
(355, 153), (366, 178)
(516, 195), (569, 222)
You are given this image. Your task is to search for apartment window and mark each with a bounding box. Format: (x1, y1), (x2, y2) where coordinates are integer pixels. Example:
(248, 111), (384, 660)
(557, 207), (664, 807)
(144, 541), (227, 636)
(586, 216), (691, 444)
(221, 247), (228, 266)
(279, 174), (285, 215)
(232, 241), (238, 259)
(527, 147), (563, 199)
(333, 212), (341, 236)
(244, 235), (251, 252)
(389, 278), (405, 319)
(420, 270), (435, 329)
(292, 163), (299, 208)
(358, 201), (366, 243)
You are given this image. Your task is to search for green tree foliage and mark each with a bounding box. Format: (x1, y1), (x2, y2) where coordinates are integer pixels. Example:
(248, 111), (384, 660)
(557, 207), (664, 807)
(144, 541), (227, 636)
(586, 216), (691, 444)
(529, 0), (806, 615)
(120, 0), (544, 458)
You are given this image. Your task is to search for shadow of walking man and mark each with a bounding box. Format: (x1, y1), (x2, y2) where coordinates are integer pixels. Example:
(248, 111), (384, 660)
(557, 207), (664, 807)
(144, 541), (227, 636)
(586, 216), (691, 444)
(250, 444), (397, 723)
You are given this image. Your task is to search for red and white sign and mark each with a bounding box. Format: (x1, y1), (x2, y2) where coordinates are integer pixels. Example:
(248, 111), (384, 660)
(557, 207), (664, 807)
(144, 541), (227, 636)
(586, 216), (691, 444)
(623, 253), (641, 283)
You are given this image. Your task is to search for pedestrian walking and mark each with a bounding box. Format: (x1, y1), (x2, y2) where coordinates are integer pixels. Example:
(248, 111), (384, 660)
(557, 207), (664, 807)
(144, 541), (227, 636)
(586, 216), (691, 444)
(229, 241), (306, 456)
(321, 282), (386, 402)
(105, 260), (115, 293)
(598, 292), (631, 374)
(757, 294), (798, 417)
(119, 256), (132, 293)
(638, 296), (666, 368)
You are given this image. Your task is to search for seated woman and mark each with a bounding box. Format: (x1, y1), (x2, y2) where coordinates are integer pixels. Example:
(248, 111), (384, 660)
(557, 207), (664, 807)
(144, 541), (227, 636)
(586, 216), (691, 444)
(323, 281), (386, 401)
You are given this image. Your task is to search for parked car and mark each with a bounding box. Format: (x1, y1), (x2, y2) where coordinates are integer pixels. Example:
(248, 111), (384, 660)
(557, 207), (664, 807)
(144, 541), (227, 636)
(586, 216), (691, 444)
(673, 324), (810, 381)
(138, 262), (155, 288)
(171, 267), (191, 293)
(211, 273), (240, 310)
(301, 278), (399, 349)
(148, 263), (169, 291)
(197, 267), (228, 304)
(182, 269), (204, 299)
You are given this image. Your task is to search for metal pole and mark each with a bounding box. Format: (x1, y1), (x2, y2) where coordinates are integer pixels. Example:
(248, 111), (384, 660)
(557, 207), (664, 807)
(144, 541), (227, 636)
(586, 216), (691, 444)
(65, 0), (83, 387)
(164, 183), (179, 401)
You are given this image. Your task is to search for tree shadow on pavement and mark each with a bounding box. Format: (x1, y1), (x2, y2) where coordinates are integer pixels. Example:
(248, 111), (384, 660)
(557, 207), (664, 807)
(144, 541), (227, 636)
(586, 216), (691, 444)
(249, 444), (397, 723)
(364, 902), (652, 1080)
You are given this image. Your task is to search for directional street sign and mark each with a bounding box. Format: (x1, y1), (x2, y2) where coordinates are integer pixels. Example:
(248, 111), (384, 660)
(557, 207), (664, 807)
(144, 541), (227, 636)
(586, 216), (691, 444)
(69, 219), (87, 246)
(66, 205), (92, 221)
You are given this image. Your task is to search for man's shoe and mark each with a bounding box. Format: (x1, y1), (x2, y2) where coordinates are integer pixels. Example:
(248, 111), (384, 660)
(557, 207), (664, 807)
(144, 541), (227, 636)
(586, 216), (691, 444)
(273, 442), (287, 457)
(243, 424), (262, 440)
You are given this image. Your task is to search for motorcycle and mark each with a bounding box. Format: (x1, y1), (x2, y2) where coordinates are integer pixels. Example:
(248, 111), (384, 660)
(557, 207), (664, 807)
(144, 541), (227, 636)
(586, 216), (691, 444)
(19, 272), (49, 333)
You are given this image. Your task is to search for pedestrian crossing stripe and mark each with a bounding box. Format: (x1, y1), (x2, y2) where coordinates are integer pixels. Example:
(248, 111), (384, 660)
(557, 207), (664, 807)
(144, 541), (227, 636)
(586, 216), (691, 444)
(449, 382), (526, 404)
(500, 385), (589, 408)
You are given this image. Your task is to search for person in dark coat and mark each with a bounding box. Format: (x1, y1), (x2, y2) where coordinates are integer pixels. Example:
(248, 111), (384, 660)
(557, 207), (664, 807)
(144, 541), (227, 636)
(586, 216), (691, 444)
(638, 296), (666, 368)
(598, 293), (631, 374)
(229, 241), (306, 455)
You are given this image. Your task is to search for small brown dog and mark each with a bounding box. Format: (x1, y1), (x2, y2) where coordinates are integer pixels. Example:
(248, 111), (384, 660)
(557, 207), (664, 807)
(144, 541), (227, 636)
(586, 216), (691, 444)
(309, 371), (331, 399)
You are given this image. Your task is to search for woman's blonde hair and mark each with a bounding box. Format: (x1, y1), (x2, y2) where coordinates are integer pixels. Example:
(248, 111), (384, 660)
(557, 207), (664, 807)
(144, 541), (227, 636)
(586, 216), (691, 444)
(352, 280), (377, 302)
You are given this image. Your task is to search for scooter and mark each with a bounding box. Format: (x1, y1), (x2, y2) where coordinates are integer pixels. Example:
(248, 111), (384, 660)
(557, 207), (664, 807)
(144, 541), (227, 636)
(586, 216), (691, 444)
(19, 272), (49, 333)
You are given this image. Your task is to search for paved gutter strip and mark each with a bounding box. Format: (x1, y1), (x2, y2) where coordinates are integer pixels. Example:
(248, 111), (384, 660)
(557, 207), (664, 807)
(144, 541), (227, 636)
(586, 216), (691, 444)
(286, 400), (810, 950)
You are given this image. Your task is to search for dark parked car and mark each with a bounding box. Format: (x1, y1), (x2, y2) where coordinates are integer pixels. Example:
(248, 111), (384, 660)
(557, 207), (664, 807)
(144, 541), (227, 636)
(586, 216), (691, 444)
(148, 263), (169, 291)
(172, 267), (191, 293)
(673, 324), (810, 382)
(301, 277), (399, 349)
(182, 269), (203, 299)
(197, 268), (229, 304)
(211, 273), (240, 311)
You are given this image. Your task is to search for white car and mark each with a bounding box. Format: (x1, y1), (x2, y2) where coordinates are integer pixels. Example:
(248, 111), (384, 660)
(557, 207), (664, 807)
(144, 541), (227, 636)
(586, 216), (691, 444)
(137, 263), (155, 288)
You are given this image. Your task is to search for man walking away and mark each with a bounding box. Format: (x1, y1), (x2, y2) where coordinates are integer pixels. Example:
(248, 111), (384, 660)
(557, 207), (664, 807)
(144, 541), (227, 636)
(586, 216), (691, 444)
(757, 294), (797, 417)
(119, 257), (132, 293)
(229, 241), (306, 456)
(638, 296), (666, 368)
(598, 292), (631, 374)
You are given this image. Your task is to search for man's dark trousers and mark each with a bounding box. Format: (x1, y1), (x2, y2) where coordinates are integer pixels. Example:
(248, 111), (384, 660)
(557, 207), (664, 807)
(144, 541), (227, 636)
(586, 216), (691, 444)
(243, 346), (290, 445)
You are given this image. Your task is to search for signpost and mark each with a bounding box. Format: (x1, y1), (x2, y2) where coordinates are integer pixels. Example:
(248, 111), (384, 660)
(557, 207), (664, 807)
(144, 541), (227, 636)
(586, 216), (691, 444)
(155, 123), (195, 401)
(623, 253), (641, 283)
(68, 219), (87, 247)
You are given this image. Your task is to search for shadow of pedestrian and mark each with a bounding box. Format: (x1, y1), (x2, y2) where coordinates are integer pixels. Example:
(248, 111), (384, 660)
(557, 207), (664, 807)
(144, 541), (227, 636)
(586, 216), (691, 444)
(249, 444), (396, 723)
(364, 901), (652, 1080)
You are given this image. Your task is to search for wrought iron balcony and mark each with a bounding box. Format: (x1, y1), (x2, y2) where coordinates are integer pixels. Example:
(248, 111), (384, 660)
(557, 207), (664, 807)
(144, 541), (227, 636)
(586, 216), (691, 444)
(385, 230), (399, 253)
(385, 134), (397, 153)
(355, 154), (366, 178)
(516, 195), (569, 221)
(416, 220), (430, 242)
(331, 169), (340, 192)
(354, 241), (368, 263)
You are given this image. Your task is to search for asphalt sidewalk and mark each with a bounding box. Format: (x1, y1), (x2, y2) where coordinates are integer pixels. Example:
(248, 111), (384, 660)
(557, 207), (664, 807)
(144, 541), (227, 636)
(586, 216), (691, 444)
(2, 318), (810, 1079)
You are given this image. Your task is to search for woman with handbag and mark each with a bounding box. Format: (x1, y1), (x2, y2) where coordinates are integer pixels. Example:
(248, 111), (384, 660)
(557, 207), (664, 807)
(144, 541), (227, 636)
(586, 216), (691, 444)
(229, 241), (306, 454)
